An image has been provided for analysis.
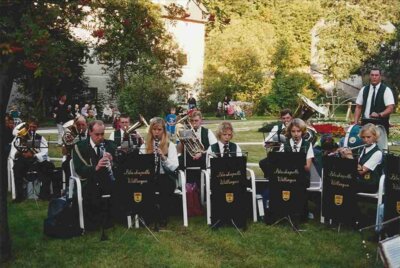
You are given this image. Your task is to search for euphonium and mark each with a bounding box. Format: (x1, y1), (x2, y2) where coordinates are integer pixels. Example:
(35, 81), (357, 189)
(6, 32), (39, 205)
(176, 115), (205, 158)
(62, 119), (79, 146)
(14, 122), (40, 154)
(125, 114), (149, 135)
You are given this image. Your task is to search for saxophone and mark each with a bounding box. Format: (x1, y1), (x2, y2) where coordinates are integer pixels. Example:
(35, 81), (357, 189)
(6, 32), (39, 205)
(99, 143), (115, 181)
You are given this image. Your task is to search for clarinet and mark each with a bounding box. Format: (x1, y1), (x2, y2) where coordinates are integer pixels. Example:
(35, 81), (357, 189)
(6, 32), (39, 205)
(154, 138), (161, 175)
(99, 142), (115, 181)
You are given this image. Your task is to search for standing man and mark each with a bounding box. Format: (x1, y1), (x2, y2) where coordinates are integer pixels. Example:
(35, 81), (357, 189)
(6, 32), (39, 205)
(354, 68), (395, 134)
(72, 120), (117, 229)
(53, 94), (69, 146)
(188, 93), (197, 110)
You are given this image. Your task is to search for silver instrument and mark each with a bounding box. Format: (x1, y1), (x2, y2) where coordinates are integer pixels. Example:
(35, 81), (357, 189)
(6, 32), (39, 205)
(154, 138), (160, 174)
(176, 115), (205, 158)
(99, 143), (115, 181)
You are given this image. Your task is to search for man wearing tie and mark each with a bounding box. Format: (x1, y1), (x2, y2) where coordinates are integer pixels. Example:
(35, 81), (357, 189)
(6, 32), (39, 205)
(72, 120), (117, 229)
(354, 68), (395, 134)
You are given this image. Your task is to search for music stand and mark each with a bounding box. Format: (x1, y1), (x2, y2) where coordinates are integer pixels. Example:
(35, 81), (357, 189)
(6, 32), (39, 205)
(115, 153), (157, 232)
(267, 152), (308, 232)
(321, 156), (358, 226)
(209, 155), (248, 233)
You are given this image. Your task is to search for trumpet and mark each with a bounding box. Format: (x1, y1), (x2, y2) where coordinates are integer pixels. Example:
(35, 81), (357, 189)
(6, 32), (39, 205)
(176, 115), (205, 158)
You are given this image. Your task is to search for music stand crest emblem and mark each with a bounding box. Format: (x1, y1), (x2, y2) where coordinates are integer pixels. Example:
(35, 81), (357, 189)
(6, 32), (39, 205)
(225, 193), (234, 203)
(364, 173), (371, 180)
(334, 194), (343, 206)
(282, 190), (290, 201)
(133, 192), (142, 203)
(396, 201), (400, 214)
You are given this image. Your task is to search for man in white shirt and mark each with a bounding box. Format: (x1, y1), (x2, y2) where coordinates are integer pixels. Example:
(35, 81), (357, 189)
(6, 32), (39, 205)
(354, 69), (395, 134)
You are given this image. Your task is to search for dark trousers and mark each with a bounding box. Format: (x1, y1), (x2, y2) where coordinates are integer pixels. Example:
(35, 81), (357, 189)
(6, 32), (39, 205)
(155, 174), (176, 223)
(13, 157), (56, 200)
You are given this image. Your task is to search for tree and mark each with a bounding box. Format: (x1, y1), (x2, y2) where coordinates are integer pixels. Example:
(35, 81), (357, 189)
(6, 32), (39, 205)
(317, 0), (400, 83)
(0, 1), (88, 261)
(91, 0), (182, 94)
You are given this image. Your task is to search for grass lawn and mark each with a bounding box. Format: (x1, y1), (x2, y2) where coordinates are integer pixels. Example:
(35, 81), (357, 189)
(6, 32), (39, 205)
(6, 116), (398, 267)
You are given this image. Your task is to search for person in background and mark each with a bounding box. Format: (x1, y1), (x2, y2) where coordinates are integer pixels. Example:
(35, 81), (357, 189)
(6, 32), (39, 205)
(86, 109), (96, 123)
(102, 104), (113, 123)
(74, 104), (80, 118)
(165, 107), (177, 141)
(53, 94), (69, 146)
(81, 103), (89, 118)
(91, 104), (98, 118)
(188, 93), (197, 110)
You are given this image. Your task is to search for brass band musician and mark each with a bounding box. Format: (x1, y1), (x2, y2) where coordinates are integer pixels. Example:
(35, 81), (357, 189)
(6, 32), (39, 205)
(109, 113), (143, 152)
(263, 109), (293, 152)
(61, 116), (88, 179)
(12, 117), (56, 201)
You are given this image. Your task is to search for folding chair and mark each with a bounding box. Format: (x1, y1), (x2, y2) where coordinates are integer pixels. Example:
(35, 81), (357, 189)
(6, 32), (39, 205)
(357, 174), (385, 231)
(68, 159), (85, 231)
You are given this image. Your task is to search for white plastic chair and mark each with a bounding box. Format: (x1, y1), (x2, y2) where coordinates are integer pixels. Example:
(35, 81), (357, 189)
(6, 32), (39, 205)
(68, 159), (84, 230)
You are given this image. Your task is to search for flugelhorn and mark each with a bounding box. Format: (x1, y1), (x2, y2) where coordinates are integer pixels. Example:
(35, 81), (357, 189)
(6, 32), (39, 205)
(176, 115), (205, 158)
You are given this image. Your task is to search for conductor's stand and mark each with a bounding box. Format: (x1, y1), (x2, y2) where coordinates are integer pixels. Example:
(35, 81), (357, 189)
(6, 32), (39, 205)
(267, 152), (308, 228)
(208, 154), (249, 229)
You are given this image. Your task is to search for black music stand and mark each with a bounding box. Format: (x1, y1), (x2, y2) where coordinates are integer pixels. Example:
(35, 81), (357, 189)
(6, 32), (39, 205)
(384, 154), (400, 237)
(209, 156), (248, 231)
(114, 153), (157, 230)
(268, 152), (307, 231)
(322, 156), (358, 226)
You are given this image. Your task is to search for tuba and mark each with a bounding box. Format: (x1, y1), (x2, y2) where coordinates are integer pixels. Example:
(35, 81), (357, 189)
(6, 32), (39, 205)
(294, 94), (329, 121)
(62, 119), (79, 146)
(176, 115), (205, 158)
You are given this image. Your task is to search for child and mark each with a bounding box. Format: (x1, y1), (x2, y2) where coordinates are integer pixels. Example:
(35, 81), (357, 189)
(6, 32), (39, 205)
(281, 118), (314, 173)
(207, 121), (242, 159)
(165, 107), (177, 141)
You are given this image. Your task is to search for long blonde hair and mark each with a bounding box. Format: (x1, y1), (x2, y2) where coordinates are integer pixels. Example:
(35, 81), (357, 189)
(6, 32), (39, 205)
(145, 117), (169, 155)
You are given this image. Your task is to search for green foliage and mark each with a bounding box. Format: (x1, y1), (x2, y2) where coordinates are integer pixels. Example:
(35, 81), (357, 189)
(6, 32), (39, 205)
(0, 1), (89, 118)
(92, 0), (182, 93)
(317, 0), (400, 81)
(118, 73), (175, 120)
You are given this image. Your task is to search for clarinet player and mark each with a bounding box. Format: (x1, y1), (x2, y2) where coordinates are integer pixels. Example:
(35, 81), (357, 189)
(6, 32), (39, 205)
(140, 117), (179, 227)
(72, 120), (117, 230)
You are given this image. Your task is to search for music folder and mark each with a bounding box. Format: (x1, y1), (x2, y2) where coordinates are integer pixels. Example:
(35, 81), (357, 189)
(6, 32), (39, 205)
(210, 156), (248, 227)
(268, 152), (307, 217)
(384, 154), (400, 236)
(114, 153), (156, 221)
(322, 156), (358, 223)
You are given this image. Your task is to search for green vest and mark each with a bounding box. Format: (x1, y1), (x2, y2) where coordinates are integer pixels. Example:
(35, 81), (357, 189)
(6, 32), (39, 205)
(361, 84), (387, 116)
(200, 127), (210, 149)
(283, 139), (310, 153)
(358, 145), (382, 186)
(114, 130), (121, 146)
(210, 142), (237, 156)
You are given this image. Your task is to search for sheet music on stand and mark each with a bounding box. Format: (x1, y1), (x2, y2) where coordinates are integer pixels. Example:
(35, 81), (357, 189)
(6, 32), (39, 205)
(379, 235), (400, 268)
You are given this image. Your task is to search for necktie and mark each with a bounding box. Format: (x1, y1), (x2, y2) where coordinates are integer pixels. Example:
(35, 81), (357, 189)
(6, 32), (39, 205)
(223, 143), (229, 158)
(371, 85), (377, 112)
(293, 141), (298, 152)
(96, 145), (101, 156)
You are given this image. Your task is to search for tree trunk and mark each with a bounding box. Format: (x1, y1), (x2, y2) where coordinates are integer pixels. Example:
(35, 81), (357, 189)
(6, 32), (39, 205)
(0, 64), (14, 262)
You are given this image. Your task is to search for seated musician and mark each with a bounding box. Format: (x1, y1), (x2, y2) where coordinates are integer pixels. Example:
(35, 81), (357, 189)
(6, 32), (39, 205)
(140, 117), (179, 227)
(12, 117), (57, 202)
(264, 108), (293, 151)
(207, 121), (242, 160)
(72, 120), (117, 229)
(338, 123), (383, 193)
(61, 116), (88, 179)
(281, 118), (314, 173)
(109, 113), (143, 152)
(177, 110), (217, 181)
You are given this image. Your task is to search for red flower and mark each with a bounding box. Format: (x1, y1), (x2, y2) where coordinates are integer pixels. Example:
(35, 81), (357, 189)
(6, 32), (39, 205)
(92, 29), (105, 38)
(208, 14), (215, 22)
(10, 46), (24, 53)
(23, 60), (38, 70)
